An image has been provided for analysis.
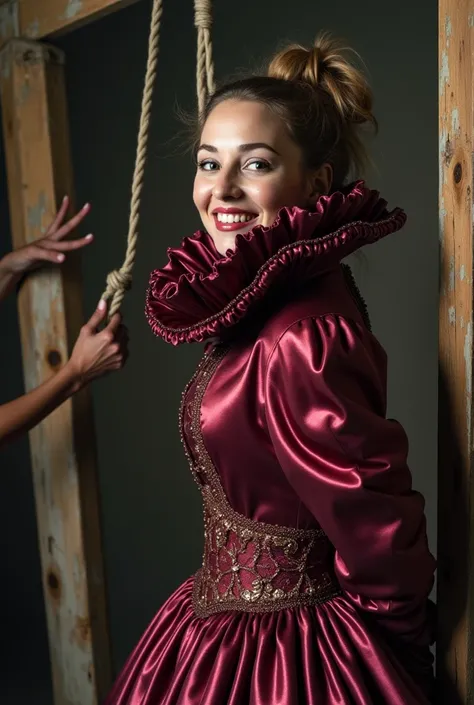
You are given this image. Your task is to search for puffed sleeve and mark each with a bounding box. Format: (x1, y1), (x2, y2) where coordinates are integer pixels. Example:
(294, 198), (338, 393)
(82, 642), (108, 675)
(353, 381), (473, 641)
(264, 314), (436, 647)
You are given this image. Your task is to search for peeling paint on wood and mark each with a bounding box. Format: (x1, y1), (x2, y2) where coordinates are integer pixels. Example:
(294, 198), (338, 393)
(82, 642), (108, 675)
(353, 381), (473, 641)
(439, 128), (449, 172)
(449, 306), (456, 325)
(24, 18), (40, 38)
(452, 107), (460, 133)
(0, 0), (19, 41)
(439, 124), (449, 244)
(449, 255), (456, 291)
(446, 16), (453, 45)
(18, 80), (32, 107)
(61, 0), (84, 21)
(26, 191), (48, 238)
(439, 198), (447, 239)
(440, 50), (450, 96)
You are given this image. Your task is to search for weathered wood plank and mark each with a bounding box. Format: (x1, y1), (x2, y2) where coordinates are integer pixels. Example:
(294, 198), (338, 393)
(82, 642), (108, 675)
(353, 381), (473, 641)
(438, 2), (474, 702)
(0, 1), (18, 45)
(18, 0), (140, 39)
(0, 39), (112, 705)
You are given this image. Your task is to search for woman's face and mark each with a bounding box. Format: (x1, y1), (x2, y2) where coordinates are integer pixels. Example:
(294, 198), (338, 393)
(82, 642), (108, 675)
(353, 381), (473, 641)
(193, 99), (332, 255)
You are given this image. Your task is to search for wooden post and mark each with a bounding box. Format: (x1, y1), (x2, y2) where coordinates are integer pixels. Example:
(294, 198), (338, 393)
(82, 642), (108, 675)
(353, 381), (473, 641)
(438, 2), (474, 702)
(0, 40), (112, 704)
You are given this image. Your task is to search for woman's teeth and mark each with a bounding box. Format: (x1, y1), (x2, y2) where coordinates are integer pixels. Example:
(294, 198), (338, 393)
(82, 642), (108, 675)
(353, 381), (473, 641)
(215, 213), (255, 223)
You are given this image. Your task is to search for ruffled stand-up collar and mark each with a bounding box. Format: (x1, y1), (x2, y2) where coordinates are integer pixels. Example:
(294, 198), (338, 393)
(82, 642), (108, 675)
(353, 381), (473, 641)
(145, 182), (406, 346)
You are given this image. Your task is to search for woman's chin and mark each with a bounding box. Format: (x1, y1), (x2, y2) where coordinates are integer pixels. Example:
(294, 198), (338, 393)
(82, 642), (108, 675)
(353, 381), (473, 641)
(214, 237), (236, 256)
(210, 224), (258, 255)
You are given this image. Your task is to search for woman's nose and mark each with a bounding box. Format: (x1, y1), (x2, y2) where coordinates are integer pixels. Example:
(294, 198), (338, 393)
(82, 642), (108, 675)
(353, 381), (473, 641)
(212, 169), (243, 200)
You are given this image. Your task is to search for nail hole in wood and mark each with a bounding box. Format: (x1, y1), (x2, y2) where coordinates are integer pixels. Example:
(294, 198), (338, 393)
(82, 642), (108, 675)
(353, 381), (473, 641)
(454, 162), (463, 183)
(47, 569), (61, 600)
(47, 349), (61, 368)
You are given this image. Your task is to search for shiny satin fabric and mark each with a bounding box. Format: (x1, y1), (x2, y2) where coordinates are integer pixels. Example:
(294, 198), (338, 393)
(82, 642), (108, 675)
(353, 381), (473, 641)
(107, 185), (435, 704)
(145, 182), (406, 345)
(106, 266), (435, 705)
(265, 314), (435, 649)
(105, 578), (433, 705)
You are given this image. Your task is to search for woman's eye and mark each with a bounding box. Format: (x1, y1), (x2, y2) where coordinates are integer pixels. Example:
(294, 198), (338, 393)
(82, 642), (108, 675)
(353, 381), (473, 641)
(245, 159), (271, 172)
(198, 160), (219, 171)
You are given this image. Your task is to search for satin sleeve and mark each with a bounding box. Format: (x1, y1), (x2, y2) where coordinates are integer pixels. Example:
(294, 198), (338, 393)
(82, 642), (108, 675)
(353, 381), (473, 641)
(264, 314), (436, 646)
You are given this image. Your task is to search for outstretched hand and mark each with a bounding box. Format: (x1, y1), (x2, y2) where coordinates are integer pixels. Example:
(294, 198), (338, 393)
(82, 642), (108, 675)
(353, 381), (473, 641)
(1, 196), (93, 275)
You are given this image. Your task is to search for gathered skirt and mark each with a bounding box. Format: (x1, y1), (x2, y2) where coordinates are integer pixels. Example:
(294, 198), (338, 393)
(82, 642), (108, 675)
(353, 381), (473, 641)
(105, 576), (433, 705)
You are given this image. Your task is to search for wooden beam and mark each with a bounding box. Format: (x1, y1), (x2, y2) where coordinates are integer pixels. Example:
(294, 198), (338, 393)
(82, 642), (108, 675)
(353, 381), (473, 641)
(0, 1), (18, 44)
(0, 39), (112, 704)
(0, 0), (140, 43)
(438, 2), (474, 702)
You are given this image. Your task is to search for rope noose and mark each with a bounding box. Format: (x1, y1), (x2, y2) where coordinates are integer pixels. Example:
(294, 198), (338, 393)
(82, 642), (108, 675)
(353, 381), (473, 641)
(194, 0), (215, 114)
(102, 0), (214, 317)
(102, 0), (163, 317)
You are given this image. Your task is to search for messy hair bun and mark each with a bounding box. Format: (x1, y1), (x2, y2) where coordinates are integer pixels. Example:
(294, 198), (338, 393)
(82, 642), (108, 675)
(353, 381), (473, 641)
(199, 33), (377, 187)
(269, 34), (376, 130)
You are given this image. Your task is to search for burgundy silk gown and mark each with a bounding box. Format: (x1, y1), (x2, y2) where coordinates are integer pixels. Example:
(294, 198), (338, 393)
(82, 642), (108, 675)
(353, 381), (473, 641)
(105, 183), (436, 704)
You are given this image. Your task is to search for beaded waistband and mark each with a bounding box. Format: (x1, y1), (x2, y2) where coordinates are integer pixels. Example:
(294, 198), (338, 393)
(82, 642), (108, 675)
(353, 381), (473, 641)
(192, 485), (341, 618)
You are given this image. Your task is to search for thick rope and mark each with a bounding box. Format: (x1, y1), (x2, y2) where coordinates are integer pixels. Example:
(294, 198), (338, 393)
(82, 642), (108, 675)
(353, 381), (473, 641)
(194, 0), (215, 114)
(102, 0), (163, 317)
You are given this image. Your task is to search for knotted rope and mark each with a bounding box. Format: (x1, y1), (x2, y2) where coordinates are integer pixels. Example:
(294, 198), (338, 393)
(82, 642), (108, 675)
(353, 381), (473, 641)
(102, 0), (163, 316)
(102, 0), (215, 316)
(194, 0), (215, 114)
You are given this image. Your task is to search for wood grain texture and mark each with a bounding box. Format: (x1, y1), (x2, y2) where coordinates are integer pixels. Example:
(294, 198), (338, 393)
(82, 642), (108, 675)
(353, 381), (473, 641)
(0, 39), (112, 705)
(438, 2), (474, 702)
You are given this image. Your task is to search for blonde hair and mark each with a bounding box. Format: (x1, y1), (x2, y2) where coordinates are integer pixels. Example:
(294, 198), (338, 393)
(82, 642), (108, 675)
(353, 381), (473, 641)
(199, 33), (376, 186)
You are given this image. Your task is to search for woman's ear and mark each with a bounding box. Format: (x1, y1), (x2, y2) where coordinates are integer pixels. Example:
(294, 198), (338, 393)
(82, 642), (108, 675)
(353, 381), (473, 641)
(307, 163), (333, 201)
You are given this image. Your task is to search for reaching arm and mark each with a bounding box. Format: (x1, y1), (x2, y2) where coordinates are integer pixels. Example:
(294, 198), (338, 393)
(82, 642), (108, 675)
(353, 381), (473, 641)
(0, 196), (92, 304)
(0, 362), (82, 445)
(0, 301), (128, 448)
(0, 257), (22, 302)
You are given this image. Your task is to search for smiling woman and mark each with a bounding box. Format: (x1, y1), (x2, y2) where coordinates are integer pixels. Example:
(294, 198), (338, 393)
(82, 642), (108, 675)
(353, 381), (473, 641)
(194, 101), (332, 254)
(191, 39), (374, 257)
(106, 32), (436, 705)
